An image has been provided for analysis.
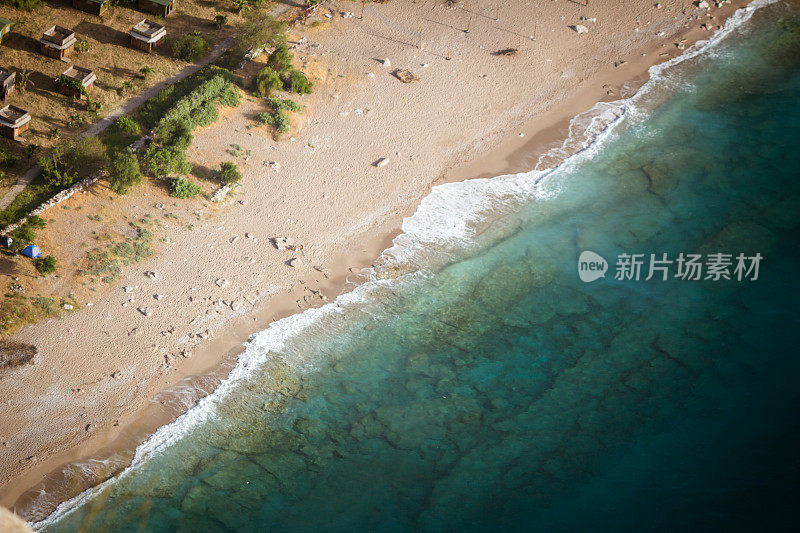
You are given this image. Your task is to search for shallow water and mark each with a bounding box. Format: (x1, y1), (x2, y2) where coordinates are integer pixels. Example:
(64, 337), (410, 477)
(41, 2), (800, 531)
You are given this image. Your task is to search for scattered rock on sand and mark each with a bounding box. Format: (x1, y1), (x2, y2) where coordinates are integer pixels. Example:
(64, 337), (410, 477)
(215, 278), (230, 288)
(62, 303), (73, 310)
(154, 294), (164, 300)
(697, 0), (710, 8)
(138, 307), (152, 317)
(382, 58), (391, 67)
(572, 25), (589, 34)
(123, 286), (134, 293)
(287, 257), (304, 268)
(374, 157), (390, 168)
(144, 271), (157, 279)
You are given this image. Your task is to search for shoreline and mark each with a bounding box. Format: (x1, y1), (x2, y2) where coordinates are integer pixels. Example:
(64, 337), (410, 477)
(0, 0), (753, 521)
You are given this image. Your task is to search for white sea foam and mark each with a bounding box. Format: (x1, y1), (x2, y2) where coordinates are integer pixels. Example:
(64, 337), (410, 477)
(31, 1), (779, 528)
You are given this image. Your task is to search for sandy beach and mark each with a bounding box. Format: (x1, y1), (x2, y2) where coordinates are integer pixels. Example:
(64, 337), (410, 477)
(0, 0), (750, 520)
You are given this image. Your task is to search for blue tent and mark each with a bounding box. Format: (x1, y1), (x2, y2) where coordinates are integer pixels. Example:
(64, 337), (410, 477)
(21, 244), (41, 258)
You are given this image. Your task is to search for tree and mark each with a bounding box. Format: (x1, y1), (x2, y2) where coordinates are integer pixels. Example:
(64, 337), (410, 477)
(217, 161), (242, 184)
(284, 69), (313, 94)
(230, 12), (285, 66)
(109, 150), (143, 194)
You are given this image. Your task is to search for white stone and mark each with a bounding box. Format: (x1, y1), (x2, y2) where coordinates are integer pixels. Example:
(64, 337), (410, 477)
(215, 278), (230, 288)
(382, 58), (391, 67)
(573, 25), (589, 34)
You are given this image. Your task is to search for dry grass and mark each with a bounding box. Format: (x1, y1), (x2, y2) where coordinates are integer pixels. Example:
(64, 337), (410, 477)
(0, 339), (37, 372)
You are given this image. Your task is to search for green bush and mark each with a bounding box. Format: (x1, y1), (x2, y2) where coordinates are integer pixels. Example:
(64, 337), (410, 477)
(283, 70), (313, 94)
(265, 97), (301, 112)
(0, 146), (19, 169)
(141, 66), (236, 128)
(110, 116), (141, 136)
(1, 0), (42, 11)
(217, 161), (242, 184)
(33, 255), (57, 276)
(155, 119), (193, 150)
(173, 34), (208, 62)
(256, 109), (290, 139)
(109, 150), (143, 194)
(169, 177), (202, 199)
(213, 14), (227, 28)
(266, 43), (292, 73)
(9, 215), (45, 251)
(253, 66), (282, 98)
(55, 74), (86, 98)
(142, 145), (191, 179)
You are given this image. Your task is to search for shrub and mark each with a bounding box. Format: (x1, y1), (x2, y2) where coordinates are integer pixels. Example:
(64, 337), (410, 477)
(139, 65), (154, 79)
(173, 34), (208, 62)
(283, 69), (313, 94)
(33, 255), (57, 276)
(0, 147), (19, 169)
(155, 119), (193, 150)
(1, 0), (41, 11)
(169, 177), (202, 199)
(9, 215), (45, 251)
(109, 150), (143, 194)
(266, 43), (292, 74)
(55, 74), (86, 98)
(112, 116), (140, 136)
(141, 66), (236, 128)
(253, 66), (282, 98)
(213, 14), (227, 28)
(142, 145), (191, 179)
(217, 161), (242, 184)
(39, 145), (77, 188)
(256, 109), (290, 139)
(265, 97), (301, 112)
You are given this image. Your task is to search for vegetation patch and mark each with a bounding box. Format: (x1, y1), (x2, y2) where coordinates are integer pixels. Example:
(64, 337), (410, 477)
(80, 223), (154, 284)
(169, 177), (203, 199)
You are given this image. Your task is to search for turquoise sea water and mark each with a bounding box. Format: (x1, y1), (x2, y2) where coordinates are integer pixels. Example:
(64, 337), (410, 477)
(39, 2), (800, 531)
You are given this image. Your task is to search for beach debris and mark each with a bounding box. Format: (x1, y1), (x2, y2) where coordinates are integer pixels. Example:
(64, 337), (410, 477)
(128, 327), (139, 336)
(494, 48), (520, 56)
(393, 69), (419, 83)
(572, 25), (589, 34)
(229, 235), (239, 244)
(138, 307), (152, 317)
(215, 278), (230, 288)
(374, 157), (391, 168)
(382, 58), (391, 67)
(144, 271), (157, 279)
